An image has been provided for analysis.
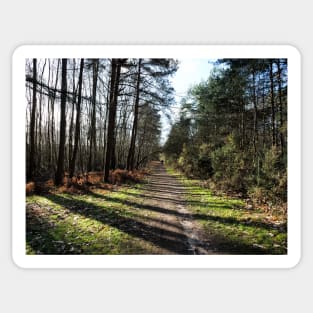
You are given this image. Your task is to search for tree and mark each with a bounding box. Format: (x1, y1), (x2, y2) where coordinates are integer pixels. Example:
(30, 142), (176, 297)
(127, 58), (142, 171)
(104, 59), (124, 182)
(164, 58), (287, 202)
(27, 58), (37, 181)
(269, 60), (276, 146)
(127, 58), (177, 170)
(69, 58), (84, 178)
(68, 59), (76, 169)
(25, 57), (176, 183)
(55, 58), (68, 185)
(88, 59), (99, 172)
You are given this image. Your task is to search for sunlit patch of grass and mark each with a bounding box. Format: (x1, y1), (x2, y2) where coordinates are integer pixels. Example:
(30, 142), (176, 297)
(26, 243), (36, 255)
(167, 168), (287, 254)
(26, 185), (163, 255)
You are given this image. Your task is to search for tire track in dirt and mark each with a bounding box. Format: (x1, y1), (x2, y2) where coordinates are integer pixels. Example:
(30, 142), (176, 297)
(140, 161), (214, 254)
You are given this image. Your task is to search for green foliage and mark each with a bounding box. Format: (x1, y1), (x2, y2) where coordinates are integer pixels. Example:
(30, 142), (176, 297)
(197, 143), (214, 178)
(163, 116), (190, 159)
(164, 58), (287, 204)
(210, 134), (250, 192)
(257, 146), (287, 202)
(177, 144), (198, 177)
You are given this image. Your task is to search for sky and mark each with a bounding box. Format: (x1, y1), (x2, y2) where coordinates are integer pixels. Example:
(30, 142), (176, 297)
(161, 59), (214, 144)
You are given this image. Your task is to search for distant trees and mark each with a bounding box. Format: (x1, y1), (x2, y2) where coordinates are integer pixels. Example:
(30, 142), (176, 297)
(164, 59), (287, 203)
(25, 58), (177, 184)
(126, 58), (177, 171)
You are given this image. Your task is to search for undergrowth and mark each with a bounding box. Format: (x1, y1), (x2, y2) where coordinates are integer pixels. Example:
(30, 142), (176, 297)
(26, 169), (147, 195)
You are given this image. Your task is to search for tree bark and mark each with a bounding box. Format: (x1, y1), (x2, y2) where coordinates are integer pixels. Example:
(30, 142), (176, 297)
(127, 59), (142, 171)
(269, 61), (276, 146)
(88, 59), (99, 172)
(51, 59), (60, 169)
(276, 59), (285, 153)
(37, 59), (46, 172)
(240, 99), (245, 149)
(68, 59), (76, 168)
(55, 59), (68, 185)
(136, 114), (148, 169)
(47, 60), (51, 169)
(69, 58), (84, 178)
(104, 59), (124, 182)
(27, 58), (37, 180)
(102, 83), (109, 170)
(252, 70), (258, 154)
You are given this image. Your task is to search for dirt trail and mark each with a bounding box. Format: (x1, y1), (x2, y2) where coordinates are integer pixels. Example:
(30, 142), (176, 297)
(140, 161), (214, 254)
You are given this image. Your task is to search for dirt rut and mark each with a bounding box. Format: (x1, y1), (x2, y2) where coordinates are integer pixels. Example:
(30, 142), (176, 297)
(140, 161), (214, 254)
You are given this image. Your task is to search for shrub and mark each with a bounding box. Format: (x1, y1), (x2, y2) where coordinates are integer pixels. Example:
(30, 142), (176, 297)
(197, 144), (214, 178)
(177, 144), (198, 177)
(110, 169), (142, 185)
(210, 134), (250, 192)
(247, 186), (270, 204)
(260, 146), (287, 202)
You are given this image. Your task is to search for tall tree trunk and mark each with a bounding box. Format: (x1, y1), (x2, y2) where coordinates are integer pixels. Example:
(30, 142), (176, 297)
(127, 58), (142, 171)
(104, 59), (123, 182)
(69, 58), (84, 178)
(55, 59), (68, 185)
(252, 70), (258, 154)
(88, 59), (99, 172)
(136, 116), (148, 169)
(102, 82), (110, 170)
(37, 59), (46, 172)
(47, 60), (52, 170)
(240, 99), (245, 149)
(68, 59), (76, 168)
(28, 58), (37, 180)
(269, 61), (276, 146)
(118, 100), (130, 168)
(262, 75), (266, 148)
(51, 59), (60, 169)
(110, 136), (117, 170)
(276, 59), (285, 154)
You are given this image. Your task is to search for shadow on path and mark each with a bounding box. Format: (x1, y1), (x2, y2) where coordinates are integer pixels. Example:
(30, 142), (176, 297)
(42, 193), (193, 254)
(27, 161), (280, 255)
(90, 189), (284, 233)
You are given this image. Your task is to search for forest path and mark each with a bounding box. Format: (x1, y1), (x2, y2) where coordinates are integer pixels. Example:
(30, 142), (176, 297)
(139, 161), (214, 254)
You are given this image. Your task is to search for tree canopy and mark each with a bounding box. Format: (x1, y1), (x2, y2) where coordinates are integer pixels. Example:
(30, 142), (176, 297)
(164, 58), (287, 203)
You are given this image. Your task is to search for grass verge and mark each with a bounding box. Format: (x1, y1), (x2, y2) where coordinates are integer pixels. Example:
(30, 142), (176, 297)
(166, 167), (287, 254)
(26, 184), (163, 255)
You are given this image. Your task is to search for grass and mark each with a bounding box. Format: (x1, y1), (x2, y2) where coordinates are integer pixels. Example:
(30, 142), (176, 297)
(26, 165), (287, 255)
(26, 184), (163, 255)
(166, 167), (287, 254)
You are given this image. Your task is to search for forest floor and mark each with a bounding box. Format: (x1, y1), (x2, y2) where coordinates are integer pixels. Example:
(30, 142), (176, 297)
(26, 161), (287, 255)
